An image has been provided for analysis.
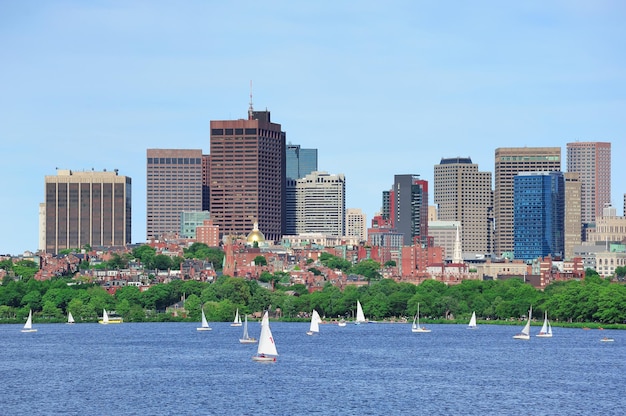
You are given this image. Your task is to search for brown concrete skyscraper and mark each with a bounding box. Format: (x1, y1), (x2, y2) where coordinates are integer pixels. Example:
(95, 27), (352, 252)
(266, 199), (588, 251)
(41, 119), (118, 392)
(146, 149), (203, 240)
(209, 110), (286, 241)
(566, 142), (611, 226)
(43, 169), (131, 254)
(494, 147), (561, 257)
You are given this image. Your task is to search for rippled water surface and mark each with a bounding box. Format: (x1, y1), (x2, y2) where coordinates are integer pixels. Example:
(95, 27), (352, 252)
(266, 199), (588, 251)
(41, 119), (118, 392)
(1, 321), (624, 415)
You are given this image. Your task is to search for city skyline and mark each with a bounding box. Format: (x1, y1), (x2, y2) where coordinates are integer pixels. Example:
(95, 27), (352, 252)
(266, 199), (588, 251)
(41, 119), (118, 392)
(1, 1), (625, 254)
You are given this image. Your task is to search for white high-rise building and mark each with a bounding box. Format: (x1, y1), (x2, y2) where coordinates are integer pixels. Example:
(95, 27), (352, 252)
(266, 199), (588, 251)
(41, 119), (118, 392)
(294, 171), (345, 237)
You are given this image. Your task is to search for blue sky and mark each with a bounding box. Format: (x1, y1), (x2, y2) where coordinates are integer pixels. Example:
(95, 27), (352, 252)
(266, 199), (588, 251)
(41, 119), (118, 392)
(1, 1), (625, 255)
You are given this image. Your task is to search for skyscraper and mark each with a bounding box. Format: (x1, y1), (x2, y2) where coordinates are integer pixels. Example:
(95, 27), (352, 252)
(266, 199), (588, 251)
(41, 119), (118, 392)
(393, 174), (428, 246)
(494, 147), (561, 257)
(210, 110), (286, 241)
(43, 169), (131, 254)
(564, 172), (582, 260)
(292, 171), (345, 236)
(434, 157), (493, 255)
(514, 172), (564, 261)
(566, 142), (611, 226)
(146, 149), (203, 240)
(286, 144), (318, 180)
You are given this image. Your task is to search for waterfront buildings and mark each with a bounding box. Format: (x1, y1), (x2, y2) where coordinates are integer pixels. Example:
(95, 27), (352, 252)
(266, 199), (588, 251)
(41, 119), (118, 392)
(42, 169), (131, 254)
(513, 172), (564, 261)
(209, 110), (286, 242)
(392, 175), (429, 246)
(434, 157), (493, 256)
(494, 147), (561, 257)
(146, 149), (204, 240)
(566, 142), (611, 228)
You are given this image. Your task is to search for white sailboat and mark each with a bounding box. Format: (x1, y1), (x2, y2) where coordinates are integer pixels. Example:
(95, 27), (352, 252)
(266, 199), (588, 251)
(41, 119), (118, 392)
(21, 309), (37, 333)
(536, 310), (552, 338)
(252, 311), (278, 362)
(355, 300), (367, 324)
(230, 308), (242, 327)
(513, 306), (532, 340)
(306, 309), (322, 335)
(197, 308), (212, 331)
(412, 303), (431, 333)
(67, 311), (75, 324)
(467, 311), (478, 329)
(338, 318), (347, 327)
(239, 315), (257, 344)
(99, 308), (109, 325)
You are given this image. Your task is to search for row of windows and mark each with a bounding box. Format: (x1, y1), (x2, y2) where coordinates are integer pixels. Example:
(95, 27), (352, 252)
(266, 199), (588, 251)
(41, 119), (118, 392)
(148, 158), (201, 165)
(212, 128), (258, 136)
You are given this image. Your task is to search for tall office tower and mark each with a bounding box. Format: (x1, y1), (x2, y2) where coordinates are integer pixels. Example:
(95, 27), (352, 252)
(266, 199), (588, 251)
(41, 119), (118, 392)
(293, 171), (345, 236)
(494, 147), (561, 257)
(566, 142), (611, 227)
(393, 174), (429, 246)
(146, 149), (203, 240)
(564, 172), (582, 260)
(286, 144), (318, 180)
(434, 157), (493, 255)
(514, 172), (564, 261)
(43, 169), (131, 254)
(210, 110), (286, 241)
(346, 208), (367, 241)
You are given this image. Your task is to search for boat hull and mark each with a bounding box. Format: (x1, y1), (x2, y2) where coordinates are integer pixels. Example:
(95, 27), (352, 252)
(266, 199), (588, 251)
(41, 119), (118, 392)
(513, 334), (530, 340)
(412, 328), (431, 333)
(239, 338), (257, 344)
(536, 333), (553, 338)
(21, 329), (37, 333)
(196, 327), (212, 331)
(230, 323), (242, 327)
(600, 338), (614, 342)
(252, 355), (277, 362)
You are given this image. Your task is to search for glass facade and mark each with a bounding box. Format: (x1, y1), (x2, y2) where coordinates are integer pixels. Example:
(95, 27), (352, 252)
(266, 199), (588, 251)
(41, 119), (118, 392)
(514, 172), (564, 261)
(286, 144), (317, 180)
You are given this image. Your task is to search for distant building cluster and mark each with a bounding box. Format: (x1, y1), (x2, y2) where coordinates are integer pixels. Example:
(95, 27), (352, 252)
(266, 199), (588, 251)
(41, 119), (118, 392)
(33, 102), (623, 284)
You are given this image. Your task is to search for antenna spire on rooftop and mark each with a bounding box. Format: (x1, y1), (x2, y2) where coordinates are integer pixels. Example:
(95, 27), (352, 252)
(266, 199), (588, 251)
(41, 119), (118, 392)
(248, 80), (254, 120)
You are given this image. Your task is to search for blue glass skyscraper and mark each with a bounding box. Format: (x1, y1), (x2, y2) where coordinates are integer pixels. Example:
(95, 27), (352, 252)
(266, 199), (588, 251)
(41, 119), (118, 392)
(514, 172), (564, 261)
(286, 144), (318, 180)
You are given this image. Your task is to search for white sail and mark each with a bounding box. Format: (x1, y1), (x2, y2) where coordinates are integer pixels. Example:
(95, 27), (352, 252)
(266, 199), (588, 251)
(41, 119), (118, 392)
(536, 310), (553, 338)
(256, 311), (278, 357)
(240, 315), (257, 343)
(514, 306), (532, 340)
(197, 308), (212, 331)
(355, 300), (366, 324)
(22, 309), (37, 332)
(307, 310), (321, 334)
(67, 311), (75, 324)
(412, 303), (431, 333)
(468, 311), (477, 329)
(231, 308), (242, 326)
(102, 309), (109, 324)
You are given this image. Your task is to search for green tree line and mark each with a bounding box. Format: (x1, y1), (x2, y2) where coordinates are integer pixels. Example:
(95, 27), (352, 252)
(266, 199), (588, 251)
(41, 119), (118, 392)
(2, 270), (625, 326)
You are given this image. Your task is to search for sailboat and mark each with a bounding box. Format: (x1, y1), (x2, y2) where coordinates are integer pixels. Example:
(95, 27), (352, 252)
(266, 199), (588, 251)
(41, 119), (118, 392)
(536, 310), (553, 338)
(99, 309), (109, 325)
(513, 306), (532, 340)
(252, 311), (278, 362)
(21, 309), (37, 333)
(338, 318), (347, 327)
(239, 315), (257, 344)
(230, 308), (242, 327)
(67, 311), (75, 324)
(197, 308), (212, 331)
(467, 311), (478, 329)
(306, 309), (322, 335)
(412, 303), (431, 333)
(354, 300), (367, 324)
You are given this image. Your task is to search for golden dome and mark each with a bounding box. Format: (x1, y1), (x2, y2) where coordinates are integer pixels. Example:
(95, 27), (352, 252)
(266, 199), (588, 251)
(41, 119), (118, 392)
(246, 221), (266, 244)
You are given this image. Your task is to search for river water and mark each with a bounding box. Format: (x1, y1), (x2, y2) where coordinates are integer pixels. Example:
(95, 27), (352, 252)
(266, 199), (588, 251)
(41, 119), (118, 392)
(1, 321), (624, 415)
